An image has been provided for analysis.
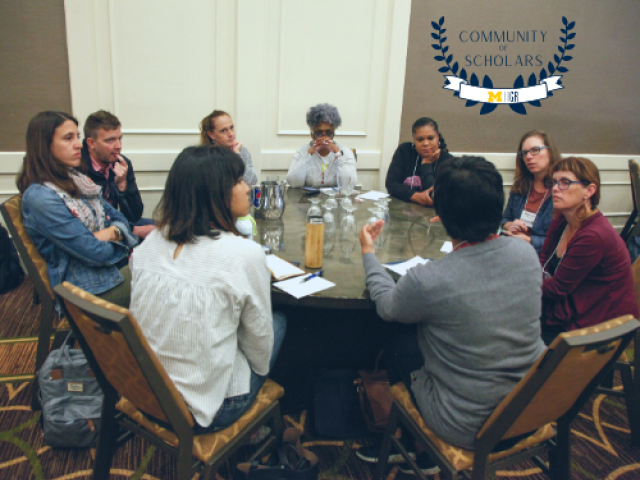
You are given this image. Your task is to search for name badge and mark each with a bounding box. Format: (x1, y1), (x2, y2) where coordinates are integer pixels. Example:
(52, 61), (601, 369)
(520, 210), (536, 228)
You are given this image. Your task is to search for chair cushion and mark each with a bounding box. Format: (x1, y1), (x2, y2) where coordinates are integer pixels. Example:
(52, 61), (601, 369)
(390, 383), (555, 472)
(116, 378), (284, 462)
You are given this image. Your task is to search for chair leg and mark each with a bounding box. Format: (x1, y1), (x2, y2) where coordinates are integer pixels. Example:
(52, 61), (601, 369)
(176, 443), (194, 480)
(373, 405), (398, 480)
(32, 299), (56, 411)
(620, 365), (640, 446)
(549, 418), (571, 480)
(93, 391), (119, 480)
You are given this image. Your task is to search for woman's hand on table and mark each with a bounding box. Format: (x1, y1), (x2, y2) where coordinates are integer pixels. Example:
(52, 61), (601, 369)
(359, 220), (384, 255)
(505, 219), (529, 235)
(411, 188), (434, 206)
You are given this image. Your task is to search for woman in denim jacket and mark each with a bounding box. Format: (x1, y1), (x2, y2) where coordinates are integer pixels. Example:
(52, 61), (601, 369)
(502, 130), (560, 254)
(17, 111), (137, 307)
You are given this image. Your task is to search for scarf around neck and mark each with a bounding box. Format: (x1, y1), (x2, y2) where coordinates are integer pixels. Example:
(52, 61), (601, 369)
(44, 171), (106, 232)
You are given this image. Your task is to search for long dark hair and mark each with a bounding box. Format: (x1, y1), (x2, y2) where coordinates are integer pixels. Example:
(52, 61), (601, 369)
(154, 145), (246, 243)
(511, 130), (560, 196)
(17, 111), (83, 196)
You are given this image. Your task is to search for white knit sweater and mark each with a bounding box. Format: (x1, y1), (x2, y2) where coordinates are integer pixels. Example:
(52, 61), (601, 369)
(130, 229), (273, 427)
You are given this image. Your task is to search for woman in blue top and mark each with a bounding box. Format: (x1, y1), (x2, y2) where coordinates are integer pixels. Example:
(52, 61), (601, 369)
(502, 130), (560, 253)
(17, 111), (137, 307)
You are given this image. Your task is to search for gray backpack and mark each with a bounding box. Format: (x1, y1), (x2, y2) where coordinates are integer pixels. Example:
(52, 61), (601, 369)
(38, 335), (103, 448)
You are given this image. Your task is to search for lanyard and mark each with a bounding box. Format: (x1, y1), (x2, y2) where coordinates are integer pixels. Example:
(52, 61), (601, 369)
(542, 225), (568, 278)
(520, 185), (550, 226)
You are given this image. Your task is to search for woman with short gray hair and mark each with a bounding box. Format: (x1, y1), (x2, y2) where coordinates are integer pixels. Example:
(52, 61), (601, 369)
(286, 103), (357, 188)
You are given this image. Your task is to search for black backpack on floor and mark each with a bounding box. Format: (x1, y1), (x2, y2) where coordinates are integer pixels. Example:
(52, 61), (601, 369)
(0, 224), (24, 295)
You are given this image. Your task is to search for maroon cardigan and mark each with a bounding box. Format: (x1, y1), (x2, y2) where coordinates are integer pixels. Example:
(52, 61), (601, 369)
(539, 211), (638, 330)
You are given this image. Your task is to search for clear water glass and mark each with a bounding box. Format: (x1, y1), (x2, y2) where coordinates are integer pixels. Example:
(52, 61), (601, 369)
(324, 190), (339, 210)
(323, 202), (336, 253)
(307, 196), (323, 220)
(340, 196), (353, 210)
(367, 207), (386, 248)
(374, 200), (391, 246)
(340, 205), (358, 255)
(338, 174), (353, 197)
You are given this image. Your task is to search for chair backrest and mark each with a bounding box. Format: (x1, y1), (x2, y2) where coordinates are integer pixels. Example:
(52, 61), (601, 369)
(0, 194), (54, 299)
(622, 160), (640, 243)
(54, 281), (194, 429)
(476, 315), (640, 447)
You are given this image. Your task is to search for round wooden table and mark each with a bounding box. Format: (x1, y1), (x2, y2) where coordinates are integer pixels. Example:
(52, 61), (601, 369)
(255, 188), (450, 309)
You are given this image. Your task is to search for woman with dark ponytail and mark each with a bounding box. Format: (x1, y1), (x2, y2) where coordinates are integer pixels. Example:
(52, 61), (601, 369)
(385, 117), (453, 206)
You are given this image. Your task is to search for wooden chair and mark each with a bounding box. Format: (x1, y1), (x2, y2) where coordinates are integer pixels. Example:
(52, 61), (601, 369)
(54, 281), (285, 480)
(595, 257), (640, 446)
(620, 159), (640, 245)
(0, 194), (70, 410)
(373, 316), (640, 480)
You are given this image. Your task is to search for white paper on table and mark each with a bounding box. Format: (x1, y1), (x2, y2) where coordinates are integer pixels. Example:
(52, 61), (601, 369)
(273, 274), (336, 299)
(384, 256), (430, 276)
(319, 187), (339, 194)
(441, 241), (453, 253)
(266, 254), (306, 281)
(356, 190), (391, 201)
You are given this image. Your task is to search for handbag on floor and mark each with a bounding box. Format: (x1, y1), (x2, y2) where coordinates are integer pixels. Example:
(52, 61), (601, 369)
(38, 333), (103, 448)
(354, 350), (393, 433)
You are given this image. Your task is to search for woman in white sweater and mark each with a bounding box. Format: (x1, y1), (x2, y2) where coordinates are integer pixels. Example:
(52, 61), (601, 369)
(130, 145), (286, 433)
(286, 103), (357, 188)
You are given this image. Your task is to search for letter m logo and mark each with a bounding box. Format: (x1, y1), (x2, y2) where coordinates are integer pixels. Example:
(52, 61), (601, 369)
(487, 91), (502, 103)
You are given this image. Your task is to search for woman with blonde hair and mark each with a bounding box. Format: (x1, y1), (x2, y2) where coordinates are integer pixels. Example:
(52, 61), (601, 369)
(502, 130), (560, 253)
(539, 156), (638, 343)
(199, 110), (257, 185)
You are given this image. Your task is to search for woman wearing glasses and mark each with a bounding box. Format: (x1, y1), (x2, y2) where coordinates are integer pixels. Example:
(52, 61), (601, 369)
(502, 130), (560, 253)
(286, 103), (357, 188)
(385, 117), (453, 206)
(539, 156), (637, 344)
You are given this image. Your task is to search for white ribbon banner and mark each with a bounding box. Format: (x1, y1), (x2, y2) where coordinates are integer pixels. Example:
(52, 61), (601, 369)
(443, 75), (563, 103)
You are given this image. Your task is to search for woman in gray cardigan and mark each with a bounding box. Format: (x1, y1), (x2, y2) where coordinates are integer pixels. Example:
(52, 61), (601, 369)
(357, 156), (546, 473)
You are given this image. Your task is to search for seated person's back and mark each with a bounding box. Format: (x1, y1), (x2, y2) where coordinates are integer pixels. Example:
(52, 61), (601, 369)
(130, 146), (285, 432)
(360, 156), (546, 449)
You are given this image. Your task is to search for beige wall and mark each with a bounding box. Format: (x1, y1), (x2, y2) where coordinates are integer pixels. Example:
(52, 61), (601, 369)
(0, 0), (71, 152)
(401, 0), (640, 154)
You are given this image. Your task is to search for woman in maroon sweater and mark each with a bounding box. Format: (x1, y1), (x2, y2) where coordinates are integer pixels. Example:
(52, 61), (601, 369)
(539, 156), (638, 344)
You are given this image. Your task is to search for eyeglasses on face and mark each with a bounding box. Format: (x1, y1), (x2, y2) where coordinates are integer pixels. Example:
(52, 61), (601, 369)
(544, 178), (589, 190)
(519, 146), (549, 158)
(312, 130), (334, 139)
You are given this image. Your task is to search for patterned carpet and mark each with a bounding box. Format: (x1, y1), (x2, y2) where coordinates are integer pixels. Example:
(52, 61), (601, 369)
(1, 278), (640, 479)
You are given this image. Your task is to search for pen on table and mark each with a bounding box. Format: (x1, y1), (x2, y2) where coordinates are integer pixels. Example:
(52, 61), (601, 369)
(301, 271), (323, 283)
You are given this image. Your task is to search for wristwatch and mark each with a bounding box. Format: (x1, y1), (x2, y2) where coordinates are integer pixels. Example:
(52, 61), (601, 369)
(113, 225), (122, 240)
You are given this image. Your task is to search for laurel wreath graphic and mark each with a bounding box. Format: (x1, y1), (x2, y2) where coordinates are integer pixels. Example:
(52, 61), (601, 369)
(431, 16), (576, 115)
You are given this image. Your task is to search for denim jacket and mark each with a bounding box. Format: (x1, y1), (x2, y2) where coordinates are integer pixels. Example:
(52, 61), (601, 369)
(502, 191), (553, 254)
(22, 184), (138, 295)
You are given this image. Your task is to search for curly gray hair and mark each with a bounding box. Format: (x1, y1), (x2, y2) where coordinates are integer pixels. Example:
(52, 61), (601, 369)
(306, 103), (342, 129)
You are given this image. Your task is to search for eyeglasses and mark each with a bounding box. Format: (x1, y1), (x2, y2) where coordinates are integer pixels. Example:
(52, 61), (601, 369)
(544, 178), (589, 190)
(312, 130), (335, 139)
(519, 146), (548, 158)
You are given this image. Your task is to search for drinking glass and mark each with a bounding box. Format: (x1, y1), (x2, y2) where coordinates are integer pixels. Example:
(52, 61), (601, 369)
(323, 202), (336, 253)
(367, 207), (386, 249)
(307, 196), (323, 220)
(338, 174), (353, 197)
(324, 190), (339, 210)
(340, 196), (353, 211)
(374, 200), (391, 246)
(340, 205), (358, 255)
